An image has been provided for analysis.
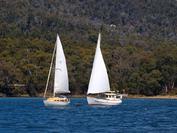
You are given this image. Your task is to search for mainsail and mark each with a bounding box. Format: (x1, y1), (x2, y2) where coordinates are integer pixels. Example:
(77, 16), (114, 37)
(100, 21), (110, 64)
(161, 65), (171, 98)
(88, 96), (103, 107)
(87, 33), (110, 94)
(54, 34), (70, 94)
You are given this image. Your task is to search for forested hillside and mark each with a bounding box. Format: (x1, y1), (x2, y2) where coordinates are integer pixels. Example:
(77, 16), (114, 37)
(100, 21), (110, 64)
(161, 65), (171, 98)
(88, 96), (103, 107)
(0, 0), (177, 96)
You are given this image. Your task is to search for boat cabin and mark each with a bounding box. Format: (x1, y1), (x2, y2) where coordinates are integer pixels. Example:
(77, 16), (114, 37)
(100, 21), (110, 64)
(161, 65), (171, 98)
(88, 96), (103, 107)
(95, 91), (122, 99)
(47, 96), (69, 102)
(105, 92), (122, 99)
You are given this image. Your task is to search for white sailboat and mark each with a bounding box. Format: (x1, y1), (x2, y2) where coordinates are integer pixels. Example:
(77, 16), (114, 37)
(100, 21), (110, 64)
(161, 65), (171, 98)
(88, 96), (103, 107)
(87, 33), (122, 105)
(43, 34), (70, 106)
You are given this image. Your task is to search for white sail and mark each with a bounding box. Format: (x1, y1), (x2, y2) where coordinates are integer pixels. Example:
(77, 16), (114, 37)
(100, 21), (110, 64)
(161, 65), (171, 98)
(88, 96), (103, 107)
(54, 34), (70, 94)
(87, 33), (110, 94)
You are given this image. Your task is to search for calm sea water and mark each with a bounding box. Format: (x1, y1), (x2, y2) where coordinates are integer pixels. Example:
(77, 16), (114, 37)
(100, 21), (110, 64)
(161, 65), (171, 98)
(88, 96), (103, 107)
(0, 98), (177, 133)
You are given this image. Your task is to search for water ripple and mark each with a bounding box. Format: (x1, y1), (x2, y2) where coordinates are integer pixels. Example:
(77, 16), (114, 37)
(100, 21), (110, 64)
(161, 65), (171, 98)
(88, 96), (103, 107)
(0, 98), (177, 133)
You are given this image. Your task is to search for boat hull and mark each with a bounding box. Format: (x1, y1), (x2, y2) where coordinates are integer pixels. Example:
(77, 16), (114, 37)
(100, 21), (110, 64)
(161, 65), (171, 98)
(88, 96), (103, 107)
(43, 100), (70, 106)
(87, 96), (122, 106)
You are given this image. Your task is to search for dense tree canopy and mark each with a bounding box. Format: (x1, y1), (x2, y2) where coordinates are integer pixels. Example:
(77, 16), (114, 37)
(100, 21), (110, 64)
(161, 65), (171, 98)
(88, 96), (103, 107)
(0, 0), (177, 96)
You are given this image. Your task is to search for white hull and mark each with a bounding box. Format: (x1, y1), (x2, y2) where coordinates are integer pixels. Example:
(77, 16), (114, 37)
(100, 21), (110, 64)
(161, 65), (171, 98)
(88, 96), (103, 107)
(43, 100), (70, 107)
(87, 96), (122, 106)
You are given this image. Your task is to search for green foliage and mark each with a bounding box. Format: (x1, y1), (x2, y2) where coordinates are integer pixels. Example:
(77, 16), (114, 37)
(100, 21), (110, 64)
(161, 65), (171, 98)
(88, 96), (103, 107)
(1, 0), (177, 96)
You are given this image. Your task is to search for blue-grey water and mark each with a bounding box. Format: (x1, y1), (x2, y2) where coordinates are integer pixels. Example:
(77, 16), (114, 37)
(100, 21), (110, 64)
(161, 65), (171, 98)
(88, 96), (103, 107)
(0, 98), (177, 133)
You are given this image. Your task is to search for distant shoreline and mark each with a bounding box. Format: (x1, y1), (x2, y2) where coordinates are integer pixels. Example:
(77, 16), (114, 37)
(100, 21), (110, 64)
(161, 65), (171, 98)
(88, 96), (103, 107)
(0, 94), (177, 99)
(72, 94), (177, 99)
(127, 95), (177, 99)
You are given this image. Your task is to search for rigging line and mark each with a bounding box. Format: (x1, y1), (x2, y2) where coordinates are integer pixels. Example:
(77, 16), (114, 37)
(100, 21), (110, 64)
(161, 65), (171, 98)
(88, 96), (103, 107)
(43, 42), (57, 98)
